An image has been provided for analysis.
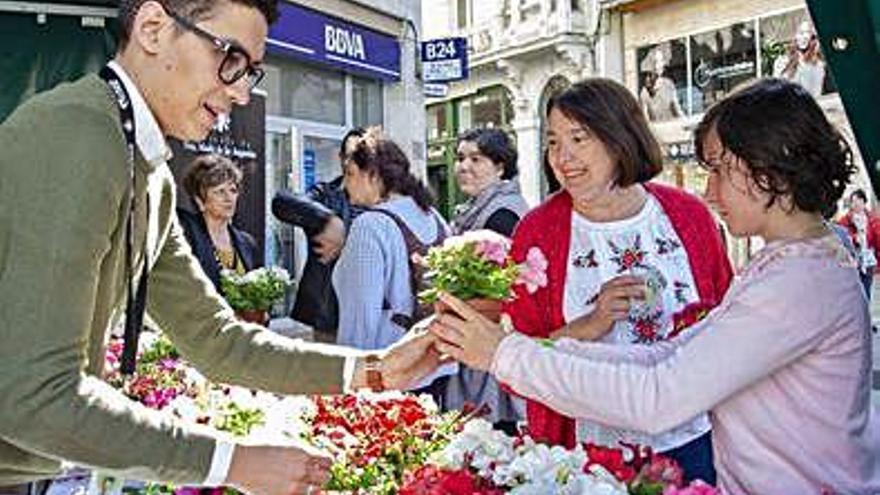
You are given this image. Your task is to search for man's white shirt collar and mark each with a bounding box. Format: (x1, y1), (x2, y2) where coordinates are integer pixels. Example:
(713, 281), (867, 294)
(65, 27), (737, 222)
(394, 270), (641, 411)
(107, 61), (172, 166)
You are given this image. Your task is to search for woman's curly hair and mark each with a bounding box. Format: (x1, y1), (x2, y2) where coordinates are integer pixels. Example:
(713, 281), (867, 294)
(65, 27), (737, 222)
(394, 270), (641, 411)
(695, 78), (855, 214)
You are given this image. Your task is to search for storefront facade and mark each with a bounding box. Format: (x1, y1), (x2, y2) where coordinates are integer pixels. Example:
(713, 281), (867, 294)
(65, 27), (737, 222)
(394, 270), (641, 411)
(423, 0), (603, 211)
(257, 0), (424, 277)
(599, 0), (871, 267)
(1, 0), (423, 297)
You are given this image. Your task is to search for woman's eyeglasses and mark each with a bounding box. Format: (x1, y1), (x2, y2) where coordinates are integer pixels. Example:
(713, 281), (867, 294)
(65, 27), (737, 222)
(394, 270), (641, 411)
(165, 9), (265, 89)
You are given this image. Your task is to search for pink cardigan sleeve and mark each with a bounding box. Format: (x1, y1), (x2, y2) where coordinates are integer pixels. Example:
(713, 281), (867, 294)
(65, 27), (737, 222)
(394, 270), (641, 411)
(491, 254), (854, 434)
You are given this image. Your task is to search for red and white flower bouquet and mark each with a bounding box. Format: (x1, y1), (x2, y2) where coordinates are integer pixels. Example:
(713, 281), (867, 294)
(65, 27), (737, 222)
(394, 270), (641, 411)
(89, 332), (719, 495)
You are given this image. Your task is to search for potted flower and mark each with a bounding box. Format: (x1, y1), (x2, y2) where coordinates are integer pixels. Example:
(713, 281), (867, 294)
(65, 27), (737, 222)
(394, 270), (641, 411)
(220, 266), (291, 325)
(419, 230), (547, 322)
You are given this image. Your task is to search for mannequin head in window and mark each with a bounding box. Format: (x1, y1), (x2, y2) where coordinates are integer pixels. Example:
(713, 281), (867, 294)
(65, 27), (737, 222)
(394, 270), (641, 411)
(848, 189), (868, 215)
(794, 20), (820, 59)
(643, 49), (670, 96)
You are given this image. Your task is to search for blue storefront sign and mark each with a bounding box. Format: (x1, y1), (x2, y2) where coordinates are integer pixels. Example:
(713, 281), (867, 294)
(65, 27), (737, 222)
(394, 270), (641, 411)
(421, 37), (468, 83)
(268, 3), (401, 81)
(303, 148), (317, 190)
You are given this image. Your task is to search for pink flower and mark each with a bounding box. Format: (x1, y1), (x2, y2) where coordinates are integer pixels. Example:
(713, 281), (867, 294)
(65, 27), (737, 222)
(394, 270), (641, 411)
(475, 239), (509, 265)
(515, 247), (548, 294)
(641, 455), (684, 487)
(662, 480), (722, 495)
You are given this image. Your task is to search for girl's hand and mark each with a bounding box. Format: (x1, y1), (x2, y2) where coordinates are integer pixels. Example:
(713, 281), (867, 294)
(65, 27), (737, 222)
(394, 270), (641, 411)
(429, 293), (506, 372)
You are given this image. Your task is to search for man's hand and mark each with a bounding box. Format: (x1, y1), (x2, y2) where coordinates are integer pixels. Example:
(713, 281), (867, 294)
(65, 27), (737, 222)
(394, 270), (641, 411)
(226, 443), (333, 495)
(352, 322), (445, 391)
(382, 322), (448, 390)
(314, 215), (345, 263)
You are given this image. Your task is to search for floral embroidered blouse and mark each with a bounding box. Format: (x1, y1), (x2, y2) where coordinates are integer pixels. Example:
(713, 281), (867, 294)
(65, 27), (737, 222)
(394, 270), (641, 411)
(564, 195), (710, 452)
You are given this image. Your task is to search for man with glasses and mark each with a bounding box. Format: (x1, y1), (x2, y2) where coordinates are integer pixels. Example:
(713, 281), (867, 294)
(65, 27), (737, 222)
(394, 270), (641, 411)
(0, 1), (441, 494)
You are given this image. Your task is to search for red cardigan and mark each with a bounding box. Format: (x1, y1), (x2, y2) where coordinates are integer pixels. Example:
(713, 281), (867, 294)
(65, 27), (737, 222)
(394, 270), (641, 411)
(502, 182), (733, 448)
(838, 210), (880, 273)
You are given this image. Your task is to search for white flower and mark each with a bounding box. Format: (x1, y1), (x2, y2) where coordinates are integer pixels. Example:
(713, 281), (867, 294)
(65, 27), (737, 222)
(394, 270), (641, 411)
(564, 473), (628, 495)
(184, 367), (208, 389)
(252, 396), (307, 442)
(437, 419), (516, 475)
(137, 331), (160, 353)
(508, 479), (558, 495)
(416, 393), (440, 414)
(267, 266), (291, 284)
(227, 386), (256, 406)
(168, 395), (201, 423)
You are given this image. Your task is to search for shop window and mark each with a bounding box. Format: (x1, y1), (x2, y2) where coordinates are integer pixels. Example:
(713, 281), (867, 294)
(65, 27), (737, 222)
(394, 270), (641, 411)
(427, 104), (449, 142)
(760, 9), (833, 98)
(634, 9), (836, 123)
(263, 57), (345, 125)
(636, 39), (688, 122)
(352, 76), (383, 128)
(690, 22), (757, 112)
(457, 87), (513, 134)
(456, 0), (471, 28)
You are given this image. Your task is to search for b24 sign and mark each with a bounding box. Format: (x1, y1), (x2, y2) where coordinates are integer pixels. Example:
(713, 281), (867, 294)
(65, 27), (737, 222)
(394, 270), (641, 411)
(421, 38), (469, 83)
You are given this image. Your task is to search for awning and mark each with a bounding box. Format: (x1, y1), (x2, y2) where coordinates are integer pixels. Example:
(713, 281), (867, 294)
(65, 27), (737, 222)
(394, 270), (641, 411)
(807, 1), (880, 197)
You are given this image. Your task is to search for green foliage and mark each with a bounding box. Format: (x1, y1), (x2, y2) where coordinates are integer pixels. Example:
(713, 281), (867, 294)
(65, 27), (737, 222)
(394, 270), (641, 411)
(630, 481), (667, 495)
(220, 267), (290, 312)
(138, 334), (178, 366)
(215, 402), (266, 438)
(419, 242), (518, 303)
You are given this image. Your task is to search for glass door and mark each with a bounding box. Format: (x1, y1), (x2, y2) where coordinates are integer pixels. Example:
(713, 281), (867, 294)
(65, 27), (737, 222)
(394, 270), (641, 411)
(265, 121), (297, 313)
(265, 117), (345, 313)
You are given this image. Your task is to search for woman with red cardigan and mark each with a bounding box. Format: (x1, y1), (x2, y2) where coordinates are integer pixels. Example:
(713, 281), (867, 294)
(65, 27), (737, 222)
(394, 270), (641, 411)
(501, 79), (732, 482)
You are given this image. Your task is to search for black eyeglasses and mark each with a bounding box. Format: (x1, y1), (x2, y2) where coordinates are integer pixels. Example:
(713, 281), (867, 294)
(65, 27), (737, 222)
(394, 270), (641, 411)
(166, 9), (265, 89)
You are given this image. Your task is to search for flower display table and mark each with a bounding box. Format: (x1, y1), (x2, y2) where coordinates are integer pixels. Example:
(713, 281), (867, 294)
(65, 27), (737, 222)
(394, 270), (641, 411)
(85, 332), (719, 495)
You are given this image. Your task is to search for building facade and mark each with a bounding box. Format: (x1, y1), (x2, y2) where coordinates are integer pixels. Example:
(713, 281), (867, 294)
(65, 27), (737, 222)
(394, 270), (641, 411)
(0, 0), (424, 293)
(599, 0), (871, 266)
(422, 0), (604, 212)
(256, 0), (424, 275)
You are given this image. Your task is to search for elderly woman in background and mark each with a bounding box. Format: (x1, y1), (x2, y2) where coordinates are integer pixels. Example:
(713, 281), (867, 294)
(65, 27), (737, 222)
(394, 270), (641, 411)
(178, 154), (259, 292)
(432, 78), (878, 495)
(441, 79), (733, 483)
(443, 128), (529, 433)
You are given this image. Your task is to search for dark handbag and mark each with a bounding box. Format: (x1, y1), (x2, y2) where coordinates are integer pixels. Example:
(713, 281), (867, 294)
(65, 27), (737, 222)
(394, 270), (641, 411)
(271, 190), (335, 237)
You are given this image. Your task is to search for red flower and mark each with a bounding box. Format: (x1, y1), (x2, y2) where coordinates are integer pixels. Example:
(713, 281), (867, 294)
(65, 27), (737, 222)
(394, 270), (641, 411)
(583, 443), (637, 483)
(641, 455), (684, 488)
(400, 466), (503, 495)
(632, 317), (660, 343)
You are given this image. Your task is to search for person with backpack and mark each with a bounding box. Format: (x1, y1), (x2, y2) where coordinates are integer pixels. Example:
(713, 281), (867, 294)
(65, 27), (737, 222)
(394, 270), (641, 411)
(333, 128), (456, 403)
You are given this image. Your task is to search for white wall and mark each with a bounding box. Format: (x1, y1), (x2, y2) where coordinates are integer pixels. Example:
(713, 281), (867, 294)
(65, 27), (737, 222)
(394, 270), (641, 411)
(343, 0), (428, 175)
(421, 0), (452, 40)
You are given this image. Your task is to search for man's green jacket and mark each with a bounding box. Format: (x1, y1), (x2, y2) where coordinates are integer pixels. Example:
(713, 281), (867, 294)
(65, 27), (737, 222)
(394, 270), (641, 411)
(0, 75), (349, 484)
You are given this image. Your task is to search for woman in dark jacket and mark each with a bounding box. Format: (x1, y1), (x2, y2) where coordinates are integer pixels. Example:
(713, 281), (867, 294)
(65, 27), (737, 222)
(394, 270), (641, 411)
(444, 128), (530, 434)
(450, 128), (529, 236)
(178, 154), (259, 293)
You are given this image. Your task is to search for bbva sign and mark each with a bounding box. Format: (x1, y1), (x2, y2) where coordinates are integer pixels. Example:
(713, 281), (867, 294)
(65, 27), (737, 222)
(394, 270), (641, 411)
(325, 25), (366, 61)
